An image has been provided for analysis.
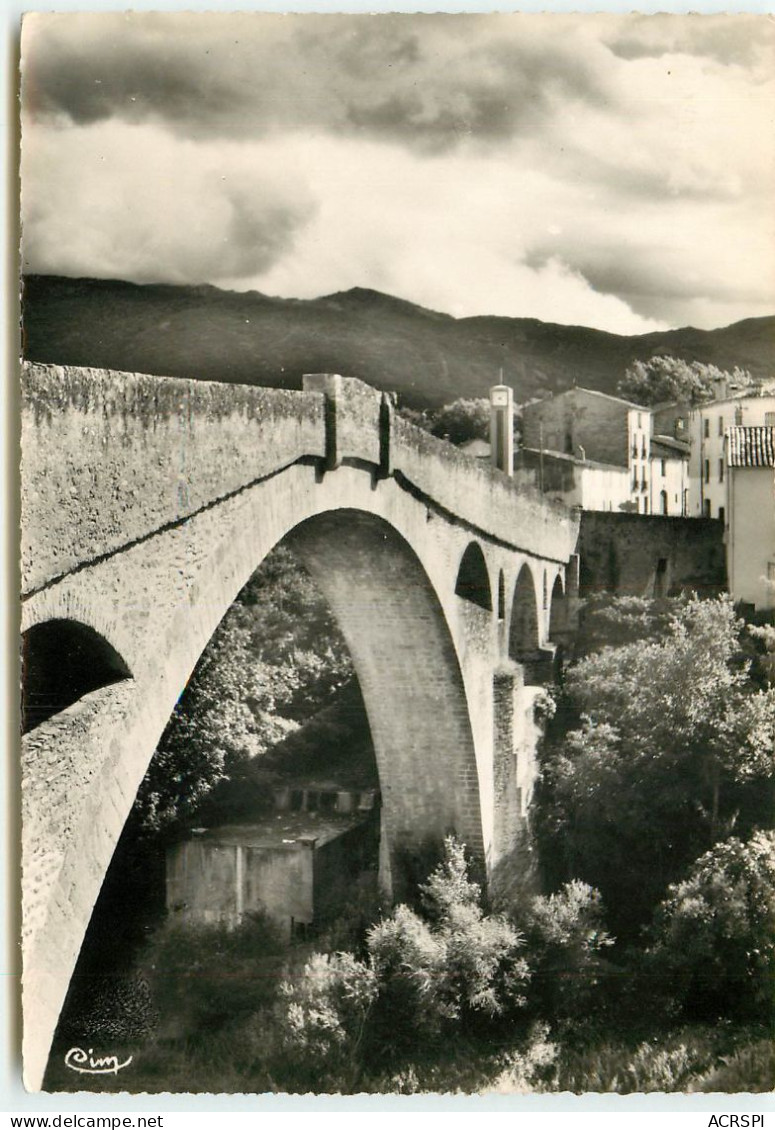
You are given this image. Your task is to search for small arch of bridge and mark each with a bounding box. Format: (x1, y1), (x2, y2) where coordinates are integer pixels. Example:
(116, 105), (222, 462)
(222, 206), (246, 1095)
(21, 618), (131, 734)
(455, 541), (493, 612)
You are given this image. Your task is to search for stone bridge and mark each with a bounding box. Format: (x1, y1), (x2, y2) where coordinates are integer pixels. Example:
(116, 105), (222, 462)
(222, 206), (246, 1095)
(20, 361), (580, 1089)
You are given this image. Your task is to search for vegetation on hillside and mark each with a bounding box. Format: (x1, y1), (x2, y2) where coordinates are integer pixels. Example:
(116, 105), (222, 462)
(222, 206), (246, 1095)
(535, 596), (775, 940)
(617, 356), (754, 406)
(22, 274), (775, 410)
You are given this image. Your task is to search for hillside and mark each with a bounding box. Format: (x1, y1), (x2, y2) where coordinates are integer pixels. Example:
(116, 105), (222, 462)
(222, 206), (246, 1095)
(21, 274), (775, 409)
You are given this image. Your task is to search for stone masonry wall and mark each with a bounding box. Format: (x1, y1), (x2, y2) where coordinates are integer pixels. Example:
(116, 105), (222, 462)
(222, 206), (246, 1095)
(578, 511), (726, 598)
(523, 389), (630, 467)
(20, 361), (579, 1089)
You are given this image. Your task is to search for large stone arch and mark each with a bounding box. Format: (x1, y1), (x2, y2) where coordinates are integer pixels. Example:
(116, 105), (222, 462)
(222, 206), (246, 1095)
(287, 511), (484, 888)
(23, 488), (484, 1089)
(21, 364), (584, 1090)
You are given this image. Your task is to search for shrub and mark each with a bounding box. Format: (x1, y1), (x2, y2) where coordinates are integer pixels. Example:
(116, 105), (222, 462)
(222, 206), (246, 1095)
(492, 1022), (559, 1093)
(275, 951), (377, 1091)
(692, 1038), (775, 1093)
(272, 837), (531, 1078)
(520, 880), (614, 1022)
(366, 904), (450, 1052)
(648, 831), (775, 1022)
(366, 838), (529, 1054)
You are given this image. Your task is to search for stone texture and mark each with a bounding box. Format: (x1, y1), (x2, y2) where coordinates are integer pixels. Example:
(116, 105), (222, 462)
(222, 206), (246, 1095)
(20, 362), (579, 1090)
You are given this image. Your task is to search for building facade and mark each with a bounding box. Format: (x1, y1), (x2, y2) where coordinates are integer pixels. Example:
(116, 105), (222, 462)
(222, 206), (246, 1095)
(513, 448), (632, 512)
(725, 425), (775, 611)
(649, 436), (690, 516)
(522, 388), (651, 513)
(688, 393), (775, 521)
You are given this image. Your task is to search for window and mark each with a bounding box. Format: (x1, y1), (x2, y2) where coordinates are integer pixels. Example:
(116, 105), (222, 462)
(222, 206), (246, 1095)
(735, 406), (743, 425)
(660, 489), (668, 515)
(719, 458), (724, 483)
(703, 499), (711, 517)
(718, 416), (724, 436)
(637, 413), (642, 427)
(765, 412), (775, 426)
(718, 506), (725, 525)
(704, 459), (710, 484)
(661, 459), (666, 476)
(704, 418), (710, 439)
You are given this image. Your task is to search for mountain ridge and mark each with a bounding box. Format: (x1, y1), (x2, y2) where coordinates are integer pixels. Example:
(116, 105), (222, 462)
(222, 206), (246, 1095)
(21, 274), (775, 409)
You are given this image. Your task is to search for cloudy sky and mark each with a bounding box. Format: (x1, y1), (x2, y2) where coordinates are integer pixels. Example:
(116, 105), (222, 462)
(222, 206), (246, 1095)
(20, 12), (775, 334)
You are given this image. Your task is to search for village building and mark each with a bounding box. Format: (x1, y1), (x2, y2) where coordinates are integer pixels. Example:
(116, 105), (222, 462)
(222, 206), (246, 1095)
(513, 448), (631, 512)
(166, 784), (380, 940)
(521, 388), (651, 513)
(724, 425), (775, 611)
(687, 392), (775, 521)
(648, 434), (690, 516)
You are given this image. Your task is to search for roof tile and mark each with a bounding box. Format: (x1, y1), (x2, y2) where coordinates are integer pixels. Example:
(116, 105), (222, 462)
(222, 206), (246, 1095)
(726, 425), (775, 468)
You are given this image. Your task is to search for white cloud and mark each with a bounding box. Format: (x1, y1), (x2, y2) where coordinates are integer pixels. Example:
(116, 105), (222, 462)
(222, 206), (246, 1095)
(19, 13), (775, 334)
(21, 122), (317, 284)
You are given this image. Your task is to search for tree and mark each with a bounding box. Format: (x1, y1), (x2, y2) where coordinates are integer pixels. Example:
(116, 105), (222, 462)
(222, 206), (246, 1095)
(617, 356), (753, 407)
(536, 597), (775, 937)
(134, 546), (353, 834)
(430, 398), (491, 445)
(648, 831), (775, 1021)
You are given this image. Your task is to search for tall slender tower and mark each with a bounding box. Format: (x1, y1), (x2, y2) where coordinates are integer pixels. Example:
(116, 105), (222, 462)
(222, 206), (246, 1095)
(490, 383), (514, 476)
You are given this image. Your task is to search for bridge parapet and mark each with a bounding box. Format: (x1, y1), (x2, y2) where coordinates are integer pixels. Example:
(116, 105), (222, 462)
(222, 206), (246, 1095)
(22, 363), (579, 596)
(391, 411), (577, 562)
(21, 362), (326, 595)
(303, 372), (578, 562)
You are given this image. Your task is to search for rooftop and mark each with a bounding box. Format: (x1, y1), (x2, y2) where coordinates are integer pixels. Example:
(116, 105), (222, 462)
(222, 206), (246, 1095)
(519, 446), (628, 472)
(184, 810), (371, 850)
(726, 425), (775, 468)
(699, 389), (775, 410)
(651, 435), (691, 457)
(529, 386), (649, 412)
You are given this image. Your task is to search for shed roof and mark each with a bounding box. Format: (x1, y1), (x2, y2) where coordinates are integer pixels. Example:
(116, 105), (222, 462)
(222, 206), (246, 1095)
(651, 435), (690, 457)
(726, 425), (775, 468)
